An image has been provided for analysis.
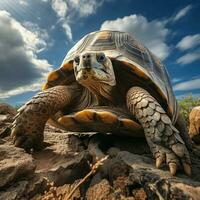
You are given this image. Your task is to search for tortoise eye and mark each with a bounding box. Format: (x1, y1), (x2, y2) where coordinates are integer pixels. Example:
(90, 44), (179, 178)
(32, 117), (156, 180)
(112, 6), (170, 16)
(74, 56), (80, 64)
(97, 53), (106, 63)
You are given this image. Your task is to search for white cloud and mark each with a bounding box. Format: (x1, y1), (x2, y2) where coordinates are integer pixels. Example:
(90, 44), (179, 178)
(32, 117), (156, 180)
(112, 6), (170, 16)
(62, 22), (72, 40)
(19, 0), (28, 6)
(172, 5), (192, 22)
(173, 78), (200, 91)
(68, 0), (105, 17)
(50, 0), (108, 40)
(0, 10), (52, 98)
(50, 0), (73, 40)
(101, 14), (170, 60)
(51, 0), (68, 18)
(176, 49), (200, 65)
(171, 78), (182, 84)
(1, 82), (43, 99)
(176, 34), (200, 51)
(22, 21), (50, 52)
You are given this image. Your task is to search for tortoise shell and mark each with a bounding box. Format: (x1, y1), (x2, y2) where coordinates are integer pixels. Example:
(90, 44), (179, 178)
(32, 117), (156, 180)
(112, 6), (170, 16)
(43, 30), (178, 129)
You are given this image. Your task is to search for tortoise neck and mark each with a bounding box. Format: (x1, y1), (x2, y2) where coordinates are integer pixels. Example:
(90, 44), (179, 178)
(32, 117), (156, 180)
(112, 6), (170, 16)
(86, 83), (117, 105)
(73, 83), (117, 110)
(74, 83), (117, 110)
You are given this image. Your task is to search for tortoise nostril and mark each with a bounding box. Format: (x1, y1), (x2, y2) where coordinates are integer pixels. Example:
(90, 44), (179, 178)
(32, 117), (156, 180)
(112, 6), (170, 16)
(82, 54), (91, 60)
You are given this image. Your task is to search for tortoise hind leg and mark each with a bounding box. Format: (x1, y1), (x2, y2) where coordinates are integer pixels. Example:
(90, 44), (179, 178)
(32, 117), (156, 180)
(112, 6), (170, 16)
(11, 85), (80, 151)
(126, 86), (191, 176)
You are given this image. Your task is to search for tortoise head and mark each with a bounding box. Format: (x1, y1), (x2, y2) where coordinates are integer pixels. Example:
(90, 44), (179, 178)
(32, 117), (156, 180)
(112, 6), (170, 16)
(73, 51), (116, 88)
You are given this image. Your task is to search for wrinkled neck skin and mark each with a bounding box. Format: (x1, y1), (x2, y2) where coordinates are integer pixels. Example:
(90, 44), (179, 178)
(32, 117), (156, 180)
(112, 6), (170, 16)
(75, 82), (117, 111)
(84, 79), (116, 105)
(87, 81), (116, 104)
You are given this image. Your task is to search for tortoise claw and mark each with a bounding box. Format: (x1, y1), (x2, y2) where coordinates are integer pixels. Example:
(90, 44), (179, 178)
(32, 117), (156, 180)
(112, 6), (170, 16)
(14, 135), (26, 147)
(156, 157), (164, 168)
(11, 122), (44, 152)
(12, 132), (34, 152)
(169, 163), (177, 176)
(183, 163), (191, 176)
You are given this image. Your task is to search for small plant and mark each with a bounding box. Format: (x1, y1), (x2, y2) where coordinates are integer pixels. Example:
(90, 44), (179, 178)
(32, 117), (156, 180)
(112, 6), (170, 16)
(178, 95), (200, 125)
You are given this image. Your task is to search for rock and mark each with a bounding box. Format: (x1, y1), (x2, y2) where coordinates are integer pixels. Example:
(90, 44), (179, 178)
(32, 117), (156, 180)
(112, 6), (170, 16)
(0, 103), (16, 123)
(32, 180), (81, 200)
(0, 127), (11, 138)
(0, 115), (8, 122)
(132, 188), (147, 200)
(85, 140), (200, 200)
(87, 161), (147, 200)
(34, 150), (91, 186)
(3, 129), (200, 200)
(0, 144), (36, 188)
(22, 131), (91, 198)
(0, 104), (16, 139)
(0, 181), (28, 200)
(25, 176), (50, 199)
(86, 179), (113, 200)
(33, 131), (91, 185)
(189, 106), (200, 143)
(0, 129), (91, 199)
(0, 103), (17, 115)
(118, 151), (200, 200)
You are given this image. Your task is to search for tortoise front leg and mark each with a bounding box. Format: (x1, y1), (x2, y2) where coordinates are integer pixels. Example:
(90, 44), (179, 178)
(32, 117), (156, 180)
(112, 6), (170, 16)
(11, 85), (79, 151)
(126, 86), (191, 176)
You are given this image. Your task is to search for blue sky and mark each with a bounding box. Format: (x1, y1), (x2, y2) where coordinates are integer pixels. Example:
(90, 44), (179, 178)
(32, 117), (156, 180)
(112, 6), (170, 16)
(0, 0), (199, 105)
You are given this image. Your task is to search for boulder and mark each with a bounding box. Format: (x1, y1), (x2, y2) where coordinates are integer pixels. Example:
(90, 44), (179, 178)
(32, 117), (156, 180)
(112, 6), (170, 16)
(0, 104), (17, 139)
(189, 106), (200, 143)
(24, 131), (91, 198)
(0, 144), (36, 188)
(118, 151), (200, 199)
(32, 131), (91, 185)
(0, 103), (16, 124)
(0, 181), (28, 200)
(86, 179), (113, 200)
(0, 103), (17, 116)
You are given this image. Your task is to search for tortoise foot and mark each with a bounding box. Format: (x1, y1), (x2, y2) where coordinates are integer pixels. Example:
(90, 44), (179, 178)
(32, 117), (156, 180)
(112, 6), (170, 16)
(146, 136), (191, 176)
(11, 121), (44, 152)
(127, 86), (191, 176)
(11, 86), (76, 152)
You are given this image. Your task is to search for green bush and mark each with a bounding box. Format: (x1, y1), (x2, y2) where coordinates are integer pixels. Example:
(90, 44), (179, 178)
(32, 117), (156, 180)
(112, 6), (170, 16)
(178, 95), (200, 125)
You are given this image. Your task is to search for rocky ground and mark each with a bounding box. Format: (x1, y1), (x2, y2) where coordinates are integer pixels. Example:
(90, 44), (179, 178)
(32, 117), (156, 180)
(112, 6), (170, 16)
(0, 103), (200, 200)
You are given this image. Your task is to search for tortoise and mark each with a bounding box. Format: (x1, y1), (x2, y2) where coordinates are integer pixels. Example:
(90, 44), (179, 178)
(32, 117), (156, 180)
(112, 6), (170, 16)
(11, 30), (191, 175)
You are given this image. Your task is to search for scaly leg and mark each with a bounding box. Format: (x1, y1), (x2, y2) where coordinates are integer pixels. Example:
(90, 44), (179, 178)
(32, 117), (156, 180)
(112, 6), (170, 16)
(126, 87), (191, 176)
(11, 85), (80, 151)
